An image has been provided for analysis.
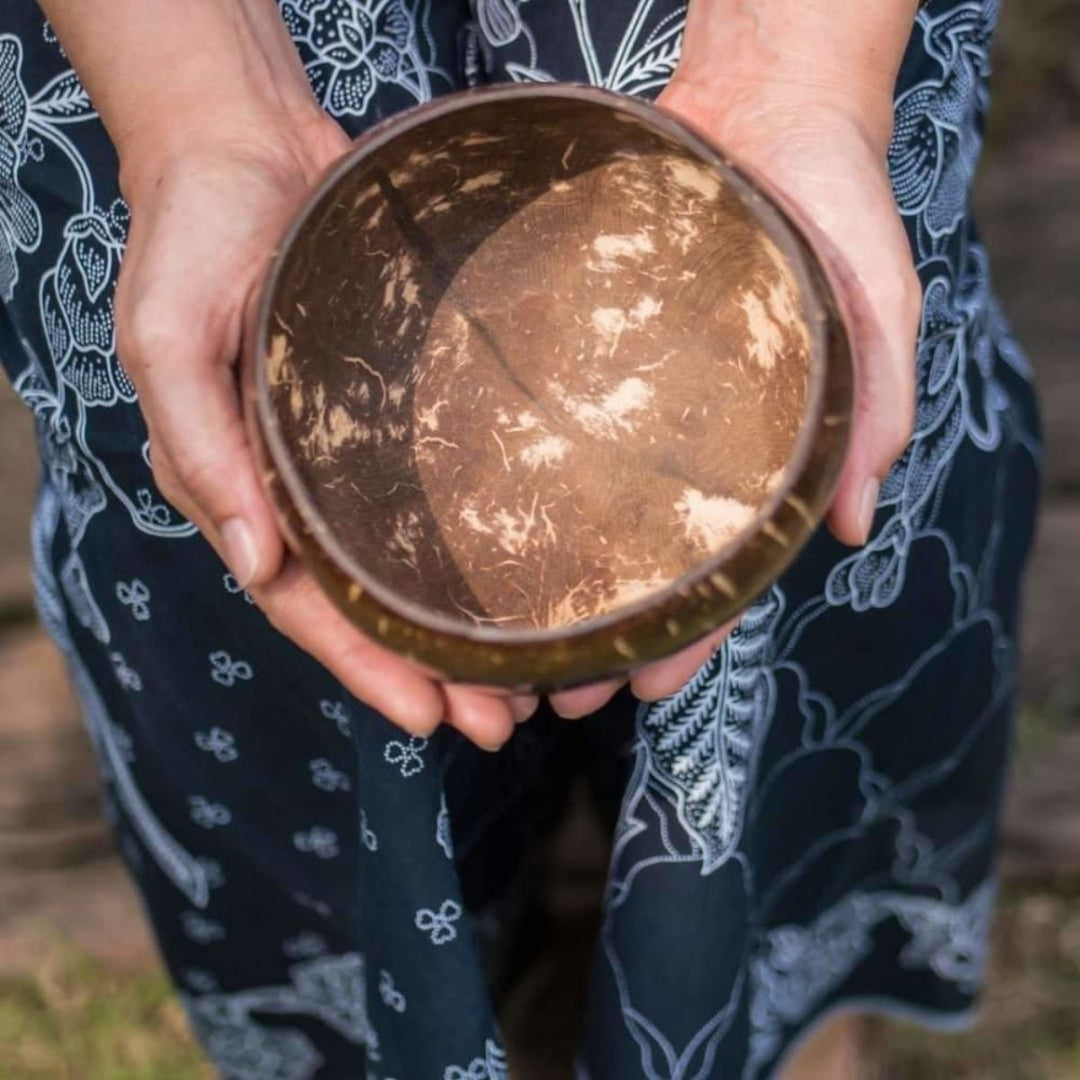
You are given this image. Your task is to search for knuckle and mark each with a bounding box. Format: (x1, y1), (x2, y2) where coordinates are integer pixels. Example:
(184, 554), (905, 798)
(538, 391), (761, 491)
(168, 446), (224, 501)
(116, 292), (186, 372)
(150, 456), (183, 507)
(258, 575), (318, 642)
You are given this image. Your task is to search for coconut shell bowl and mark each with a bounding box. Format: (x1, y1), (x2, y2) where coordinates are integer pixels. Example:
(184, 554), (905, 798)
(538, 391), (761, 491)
(244, 84), (853, 691)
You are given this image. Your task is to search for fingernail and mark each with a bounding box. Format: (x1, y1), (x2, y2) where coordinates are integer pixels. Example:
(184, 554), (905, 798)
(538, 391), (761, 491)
(510, 695), (539, 724)
(409, 713), (442, 740)
(221, 518), (258, 587)
(857, 478), (880, 544)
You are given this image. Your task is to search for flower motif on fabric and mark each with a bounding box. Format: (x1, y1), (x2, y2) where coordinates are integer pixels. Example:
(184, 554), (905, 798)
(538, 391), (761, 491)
(281, 0), (447, 118)
(134, 487), (172, 528)
(195, 726), (240, 763)
(415, 899), (462, 945)
(825, 244), (1009, 611)
(184, 968), (220, 993)
(443, 1039), (509, 1080)
(384, 734), (427, 777)
(747, 882), (998, 1074)
(185, 952), (378, 1078)
(359, 809), (378, 852)
(209, 650), (254, 687)
(0, 35), (43, 302)
(436, 792), (453, 859)
(283, 931), (329, 960)
(294, 891), (333, 919)
(111, 724), (134, 763)
(41, 201), (134, 406)
(185, 997), (324, 1080)
(747, 893), (882, 1073)
(115, 578), (150, 620)
(378, 969), (406, 1013)
(109, 650), (142, 692)
(894, 880), (995, 993)
(181, 910), (227, 944)
(889, 0), (996, 255)
(309, 757), (351, 792)
(189, 795), (232, 830)
(223, 572), (255, 604)
(293, 826), (341, 859)
(319, 698), (352, 737)
(197, 857), (226, 889)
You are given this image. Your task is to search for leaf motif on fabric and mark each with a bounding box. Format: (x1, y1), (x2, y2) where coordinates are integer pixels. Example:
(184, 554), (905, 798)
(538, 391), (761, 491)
(613, 37), (680, 96)
(503, 62), (555, 84)
(30, 70), (94, 121)
(639, 587), (783, 872)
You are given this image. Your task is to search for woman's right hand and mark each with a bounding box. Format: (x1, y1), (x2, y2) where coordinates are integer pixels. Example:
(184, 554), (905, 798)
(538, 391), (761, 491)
(114, 113), (538, 750)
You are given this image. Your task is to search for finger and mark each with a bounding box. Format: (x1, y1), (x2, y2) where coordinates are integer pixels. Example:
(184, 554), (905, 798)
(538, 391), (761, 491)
(819, 207), (920, 546)
(630, 623), (733, 701)
(441, 685), (516, 751)
(824, 259), (920, 547)
(250, 559), (444, 737)
(549, 678), (625, 720)
(734, 154), (921, 547)
(438, 684), (538, 725)
(510, 694), (540, 724)
(782, 175), (921, 547)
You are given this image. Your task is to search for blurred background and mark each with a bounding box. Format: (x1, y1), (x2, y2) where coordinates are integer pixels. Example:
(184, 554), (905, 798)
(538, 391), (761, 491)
(1, 3), (1078, 1077)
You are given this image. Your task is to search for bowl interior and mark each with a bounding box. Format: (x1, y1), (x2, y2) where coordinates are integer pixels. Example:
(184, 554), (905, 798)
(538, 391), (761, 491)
(261, 89), (817, 639)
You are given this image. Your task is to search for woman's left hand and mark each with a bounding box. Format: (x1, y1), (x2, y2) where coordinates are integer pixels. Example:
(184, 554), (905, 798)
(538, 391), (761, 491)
(550, 55), (921, 720)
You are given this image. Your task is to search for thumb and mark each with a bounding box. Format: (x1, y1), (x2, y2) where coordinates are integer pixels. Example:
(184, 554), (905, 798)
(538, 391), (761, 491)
(819, 241), (921, 548)
(759, 175), (920, 548)
(725, 143), (922, 547)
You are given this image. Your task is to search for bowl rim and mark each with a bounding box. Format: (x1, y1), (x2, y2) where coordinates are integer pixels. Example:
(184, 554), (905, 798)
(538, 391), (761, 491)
(252, 82), (833, 646)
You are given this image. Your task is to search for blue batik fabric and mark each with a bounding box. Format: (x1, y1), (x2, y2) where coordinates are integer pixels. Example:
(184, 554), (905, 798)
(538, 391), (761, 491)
(0, 1), (1041, 1078)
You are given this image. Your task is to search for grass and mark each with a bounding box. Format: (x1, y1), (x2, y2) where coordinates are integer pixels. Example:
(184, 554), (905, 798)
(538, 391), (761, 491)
(987, 0), (1080, 148)
(0, 949), (211, 1080)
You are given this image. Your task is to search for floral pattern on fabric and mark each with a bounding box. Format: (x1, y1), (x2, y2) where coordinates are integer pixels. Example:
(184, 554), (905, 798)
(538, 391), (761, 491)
(0, 2), (1039, 1078)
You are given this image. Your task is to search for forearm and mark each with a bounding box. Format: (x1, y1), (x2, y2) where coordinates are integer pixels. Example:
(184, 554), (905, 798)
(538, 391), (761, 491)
(38, 0), (328, 186)
(675, 0), (919, 152)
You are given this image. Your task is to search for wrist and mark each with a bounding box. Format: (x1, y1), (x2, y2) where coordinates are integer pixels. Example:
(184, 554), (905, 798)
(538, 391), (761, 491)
(117, 100), (347, 209)
(660, 73), (894, 163)
(672, 0), (916, 158)
(40, 0), (346, 202)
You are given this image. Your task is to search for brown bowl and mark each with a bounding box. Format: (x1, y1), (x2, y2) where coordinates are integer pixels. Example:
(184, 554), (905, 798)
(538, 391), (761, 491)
(244, 84), (853, 691)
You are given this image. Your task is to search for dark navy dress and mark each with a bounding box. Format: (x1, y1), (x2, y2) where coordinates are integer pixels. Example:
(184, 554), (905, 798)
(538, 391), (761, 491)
(0, 2), (1041, 1077)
